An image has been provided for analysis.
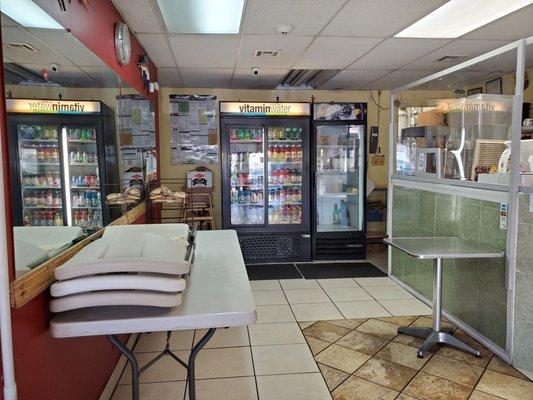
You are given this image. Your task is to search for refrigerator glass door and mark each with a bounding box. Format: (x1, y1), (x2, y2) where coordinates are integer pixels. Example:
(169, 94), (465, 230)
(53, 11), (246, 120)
(62, 126), (103, 232)
(315, 124), (364, 232)
(267, 126), (303, 225)
(229, 127), (265, 225)
(17, 124), (64, 226)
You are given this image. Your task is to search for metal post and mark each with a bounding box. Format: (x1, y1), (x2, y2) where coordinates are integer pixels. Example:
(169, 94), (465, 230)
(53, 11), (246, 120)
(433, 258), (443, 332)
(187, 328), (216, 400)
(107, 335), (140, 400)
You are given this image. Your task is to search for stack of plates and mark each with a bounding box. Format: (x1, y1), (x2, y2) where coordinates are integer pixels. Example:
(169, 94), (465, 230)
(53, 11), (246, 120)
(49, 229), (193, 313)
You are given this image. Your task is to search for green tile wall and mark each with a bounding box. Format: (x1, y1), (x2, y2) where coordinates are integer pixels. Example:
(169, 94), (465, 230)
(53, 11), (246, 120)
(391, 185), (508, 349)
(513, 194), (533, 371)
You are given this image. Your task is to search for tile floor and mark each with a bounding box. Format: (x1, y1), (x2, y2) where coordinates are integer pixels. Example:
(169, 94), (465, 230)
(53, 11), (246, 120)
(110, 278), (532, 400)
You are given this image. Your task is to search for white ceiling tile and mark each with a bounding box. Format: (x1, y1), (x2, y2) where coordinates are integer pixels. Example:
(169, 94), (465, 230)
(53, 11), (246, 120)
(242, 0), (345, 35)
(462, 5), (533, 40)
(179, 68), (233, 87)
(237, 35), (313, 69)
(157, 67), (183, 87)
(294, 37), (382, 69)
(348, 38), (450, 70)
(322, 0), (448, 37)
(80, 66), (121, 87)
(111, 0), (163, 33)
(2, 27), (73, 66)
(137, 34), (175, 67)
(27, 29), (107, 68)
(401, 39), (513, 71)
(169, 35), (240, 68)
(365, 70), (432, 89)
(318, 69), (391, 89)
(231, 68), (287, 89)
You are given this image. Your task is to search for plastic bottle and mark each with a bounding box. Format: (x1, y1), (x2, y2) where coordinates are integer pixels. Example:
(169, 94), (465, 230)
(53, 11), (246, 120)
(333, 203), (341, 225)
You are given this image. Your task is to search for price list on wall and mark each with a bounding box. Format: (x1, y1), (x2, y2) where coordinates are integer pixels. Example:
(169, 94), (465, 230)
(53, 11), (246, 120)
(169, 94), (218, 164)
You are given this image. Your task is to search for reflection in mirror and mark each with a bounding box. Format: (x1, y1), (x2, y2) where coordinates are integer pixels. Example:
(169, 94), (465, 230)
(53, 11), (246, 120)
(0, 10), (141, 278)
(393, 45), (533, 185)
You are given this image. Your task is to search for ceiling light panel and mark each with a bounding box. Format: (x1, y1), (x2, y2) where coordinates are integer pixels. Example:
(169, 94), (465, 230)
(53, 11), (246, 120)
(156, 0), (245, 34)
(1, 0), (63, 29)
(395, 0), (532, 38)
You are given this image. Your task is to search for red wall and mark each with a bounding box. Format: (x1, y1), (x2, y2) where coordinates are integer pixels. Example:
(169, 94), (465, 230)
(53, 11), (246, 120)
(0, 1), (155, 399)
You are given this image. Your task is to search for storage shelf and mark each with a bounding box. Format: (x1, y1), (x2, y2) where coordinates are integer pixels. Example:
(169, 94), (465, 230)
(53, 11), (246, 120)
(72, 206), (101, 209)
(319, 192), (359, 197)
(19, 139), (58, 144)
(22, 186), (61, 190)
(70, 186), (100, 190)
(69, 162), (98, 167)
(68, 139), (96, 143)
(268, 140), (302, 143)
(23, 206), (62, 210)
(231, 203), (264, 206)
(230, 140), (262, 144)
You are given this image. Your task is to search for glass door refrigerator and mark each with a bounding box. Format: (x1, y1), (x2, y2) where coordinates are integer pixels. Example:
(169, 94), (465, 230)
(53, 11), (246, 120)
(312, 102), (367, 259)
(220, 102), (312, 263)
(7, 99), (119, 233)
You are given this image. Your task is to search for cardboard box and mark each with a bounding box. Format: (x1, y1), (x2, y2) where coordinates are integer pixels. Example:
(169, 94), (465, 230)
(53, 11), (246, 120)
(418, 109), (444, 126)
(187, 170), (213, 188)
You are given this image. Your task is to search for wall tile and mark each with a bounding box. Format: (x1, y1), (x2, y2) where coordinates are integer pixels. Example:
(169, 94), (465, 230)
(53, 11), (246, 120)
(478, 292), (507, 349)
(513, 319), (533, 370)
(452, 281), (479, 331)
(516, 223), (533, 275)
(391, 248), (404, 280)
(518, 194), (533, 224)
(514, 271), (533, 322)
(435, 194), (457, 236)
(455, 259), (479, 290)
(404, 191), (419, 226)
(419, 194), (436, 233)
(417, 260), (434, 300)
(403, 257), (418, 289)
(455, 200), (481, 242)
(478, 206), (507, 252)
(478, 258), (507, 304)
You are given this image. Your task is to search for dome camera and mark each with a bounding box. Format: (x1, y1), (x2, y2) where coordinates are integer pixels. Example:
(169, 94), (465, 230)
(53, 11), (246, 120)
(50, 63), (60, 73)
(251, 67), (261, 77)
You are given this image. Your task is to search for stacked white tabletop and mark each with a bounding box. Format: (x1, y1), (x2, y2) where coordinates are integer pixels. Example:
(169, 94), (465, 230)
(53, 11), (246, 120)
(50, 224), (192, 313)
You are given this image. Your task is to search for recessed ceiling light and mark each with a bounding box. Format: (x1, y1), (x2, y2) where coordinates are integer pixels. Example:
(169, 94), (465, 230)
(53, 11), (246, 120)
(1, 0), (63, 30)
(395, 0), (532, 38)
(156, 0), (245, 34)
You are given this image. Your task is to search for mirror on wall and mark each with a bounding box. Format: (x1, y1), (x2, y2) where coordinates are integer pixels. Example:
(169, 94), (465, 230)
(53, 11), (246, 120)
(1, 11), (148, 279)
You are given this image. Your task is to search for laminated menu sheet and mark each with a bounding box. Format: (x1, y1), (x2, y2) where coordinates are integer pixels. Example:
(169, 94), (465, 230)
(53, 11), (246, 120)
(169, 94), (218, 164)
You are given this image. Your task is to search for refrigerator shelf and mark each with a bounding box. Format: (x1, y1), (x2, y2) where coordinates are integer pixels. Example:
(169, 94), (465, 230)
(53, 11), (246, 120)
(230, 139), (263, 144)
(268, 161), (302, 165)
(72, 206), (100, 209)
(268, 202), (302, 206)
(268, 140), (302, 144)
(268, 183), (302, 187)
(23, 186), (61, 190)
(21, 161), (60, 166)
(319, 192), (358, 198)
(231, 203), (264, 207)
(23, 206), (62, 210)
(19, 139), (58, 144)
(71, 186), (100, 190)
(317, 170), (355, 176)
(317, 144), (354, 148)
(68, 139), (97, 144)
(69, 162), (98, 167)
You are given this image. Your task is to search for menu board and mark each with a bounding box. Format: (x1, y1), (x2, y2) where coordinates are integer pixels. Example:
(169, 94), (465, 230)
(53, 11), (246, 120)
(169, 94), (218, 164)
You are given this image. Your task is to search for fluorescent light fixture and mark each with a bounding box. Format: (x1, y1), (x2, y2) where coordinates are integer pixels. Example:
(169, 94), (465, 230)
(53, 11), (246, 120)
(395, 0), (532, 38)
(156, 0), (245, 34)
(0, 0), (63, 29)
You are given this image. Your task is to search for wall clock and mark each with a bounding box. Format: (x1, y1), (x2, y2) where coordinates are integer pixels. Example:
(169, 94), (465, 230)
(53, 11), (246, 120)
(115, 22), (131, 66)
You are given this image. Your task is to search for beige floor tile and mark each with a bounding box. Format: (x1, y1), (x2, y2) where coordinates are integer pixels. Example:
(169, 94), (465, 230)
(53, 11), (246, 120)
(194, 326), (249, 348)
(434, 330), (492, 368)
(487, 356), (530, 380)
(422, 354), (485, 388)
(324, 287), (373, 302)
(112, 381), (186, 400)
(335, 300), (391, 318)
(256, 304), (295, 323)
(318, 278), (360, 288)
(354, 357), (418, 392)
(303, 321), (351, 343)
(375, 342), (430, 370)
(299, 321), (316, 329)
(306, 336), (331, 355)
(379, 299), (432, 316)
(375, 316), (418, 326)
(315, 344), (370, 373)
(317, 363), (349, 391)
(355, 277), (398, 287)
(195, 347), (254, 379)
(251, 280), (281, 291)
(336, 330), (389, 356)
(285, 288), (331, 304)
(332, 375), (398, 400)
(410, 316), (455, 330)
(189, 377), (258, 400)
(291, 302), (344, 321)
(119, 351), (189, 384)
(469, 390), (507, 399)
(252, 344), (318, 375)
(393, 332), (426, 348)
(325, 318), (366, 329)
(249, 322), (305, 346)
(403, 371), (472, 400)
(253, 290), (287, 305)
(356, 319), (401, 340)
(395, 395), (419, 400)
(476, 370), (533, 400)
(364, 285), (415, 300)
(134, 330), (194, 353)
(280, 279), (319, 289)
(257, 373), (332, 400)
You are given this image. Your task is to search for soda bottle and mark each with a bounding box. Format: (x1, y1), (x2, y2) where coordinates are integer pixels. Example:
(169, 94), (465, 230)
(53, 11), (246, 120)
(230, 129), (237, 141)
(54, 212), (62, 226)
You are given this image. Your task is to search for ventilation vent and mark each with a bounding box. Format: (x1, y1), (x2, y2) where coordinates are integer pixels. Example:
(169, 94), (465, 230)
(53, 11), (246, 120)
(436, 55), (468, 63)
(6, 42), (39, 52)
(253, 49), (280, 57)
(277, 69), (340, 89)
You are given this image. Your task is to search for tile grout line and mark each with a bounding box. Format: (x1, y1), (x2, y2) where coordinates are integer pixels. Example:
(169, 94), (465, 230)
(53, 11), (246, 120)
(293, 262), (306, 279)
(315, 280), (349, 319)
(246, 325), (262, 400)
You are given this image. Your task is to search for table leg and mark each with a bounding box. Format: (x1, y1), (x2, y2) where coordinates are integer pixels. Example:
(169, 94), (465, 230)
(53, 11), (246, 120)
(107, 334), (140, 400)
(187, 328), (216, 400)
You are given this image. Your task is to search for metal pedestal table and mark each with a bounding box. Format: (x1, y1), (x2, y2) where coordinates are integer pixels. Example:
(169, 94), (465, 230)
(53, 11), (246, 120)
(384, 237), (504, 358)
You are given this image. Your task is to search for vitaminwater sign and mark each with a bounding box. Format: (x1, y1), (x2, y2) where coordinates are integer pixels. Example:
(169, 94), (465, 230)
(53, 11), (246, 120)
(220, 102), (310, 116)
(6, 99), (101, 114)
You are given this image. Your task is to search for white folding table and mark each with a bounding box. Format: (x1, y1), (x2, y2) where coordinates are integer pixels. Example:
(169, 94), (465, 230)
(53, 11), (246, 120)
(50, 228), (256, 400)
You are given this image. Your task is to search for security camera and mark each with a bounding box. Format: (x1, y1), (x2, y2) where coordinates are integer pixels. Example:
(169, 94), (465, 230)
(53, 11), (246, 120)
(251, 67), (261, 77)
(277, 24), (294, 35)
(49, 63), (60, 73)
